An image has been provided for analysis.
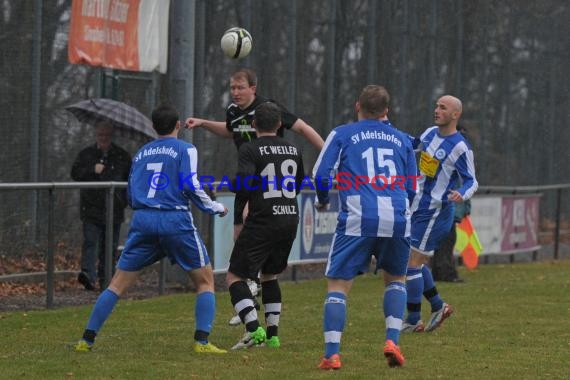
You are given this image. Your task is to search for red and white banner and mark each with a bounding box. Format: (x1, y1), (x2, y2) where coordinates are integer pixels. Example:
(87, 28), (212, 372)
(68, 0), (170, 73)
(500, 196), (540, 252)
(470, 194), (541, 255)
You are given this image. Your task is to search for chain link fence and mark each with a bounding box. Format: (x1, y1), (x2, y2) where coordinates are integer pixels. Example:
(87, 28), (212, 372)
(1, 0), (568, 267)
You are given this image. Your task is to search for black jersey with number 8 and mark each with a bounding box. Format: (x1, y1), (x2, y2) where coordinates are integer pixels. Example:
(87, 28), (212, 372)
(234, 135), (305, 227)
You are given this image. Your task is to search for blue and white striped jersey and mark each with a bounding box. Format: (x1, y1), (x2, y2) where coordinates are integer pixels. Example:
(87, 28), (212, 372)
(313, 119), (417, 237)
(128, 137), (225, 214)
(410, 126), (478, 212)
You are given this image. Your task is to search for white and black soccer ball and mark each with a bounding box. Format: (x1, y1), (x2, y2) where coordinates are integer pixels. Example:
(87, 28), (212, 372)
(220, 27), (253, 59)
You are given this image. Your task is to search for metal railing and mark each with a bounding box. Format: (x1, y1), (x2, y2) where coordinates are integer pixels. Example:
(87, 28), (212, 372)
(1, 181), (125, 308)
(478, 184), (570, 260)
(1, 182), (568, 309)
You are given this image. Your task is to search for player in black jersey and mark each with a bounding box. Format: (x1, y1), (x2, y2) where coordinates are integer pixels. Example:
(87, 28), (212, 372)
(185, 68), (323, 325)
(185, 68), (322, 236)
(185, 67), (322, 151)
(225, 102), (305, 350)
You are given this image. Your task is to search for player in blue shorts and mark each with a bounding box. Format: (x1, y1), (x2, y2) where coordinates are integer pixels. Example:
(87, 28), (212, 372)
(402, 95), (478, 333)
(74, 104), (229, 354)
(313, 85), (418, 369)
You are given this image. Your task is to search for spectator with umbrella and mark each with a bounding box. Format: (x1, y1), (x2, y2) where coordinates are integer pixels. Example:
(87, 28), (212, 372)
(67, 98), (156, 290)
(70, 119), (131, 291)
(65, 98), (157, 141)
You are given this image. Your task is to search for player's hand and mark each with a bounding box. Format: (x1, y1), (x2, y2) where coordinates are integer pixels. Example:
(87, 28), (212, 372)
(95, 163), (105, 174)
(314, 202), (330, 211)
(447, 190), (464, 202)
(218, 206), (229, 217)
(185, 117), (203, 129)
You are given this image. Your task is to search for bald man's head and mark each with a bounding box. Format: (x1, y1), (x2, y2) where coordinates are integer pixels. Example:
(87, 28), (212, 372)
(434, 95), (463, 128)
(441, 95), (462, 113)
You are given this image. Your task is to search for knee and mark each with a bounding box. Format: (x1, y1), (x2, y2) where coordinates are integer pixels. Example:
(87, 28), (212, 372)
(108, 281), (127, 297)
(225, 271), (242, 289)
(196, 274), (215, 293)
(194, 274), (215, 293)
(196, 282), (214, 294)
(409, 250), (429, 267)
(188, 266), (215, 293)
(260, 273), (277, 283)
(383, 271), (406, 285)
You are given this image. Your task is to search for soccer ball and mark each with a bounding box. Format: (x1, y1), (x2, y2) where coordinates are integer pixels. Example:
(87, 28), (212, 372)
(220, 27), (253, 59)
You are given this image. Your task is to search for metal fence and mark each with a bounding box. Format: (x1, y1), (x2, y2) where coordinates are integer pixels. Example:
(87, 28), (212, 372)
(1, 181), (569, 309)
(1, 1), (569, 266)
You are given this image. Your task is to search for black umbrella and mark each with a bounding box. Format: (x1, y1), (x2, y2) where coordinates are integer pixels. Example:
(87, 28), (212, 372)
(65, 98), (157, 140)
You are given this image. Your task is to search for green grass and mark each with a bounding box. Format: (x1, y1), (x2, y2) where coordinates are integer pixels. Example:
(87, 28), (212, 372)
(2, 261), (570, 379)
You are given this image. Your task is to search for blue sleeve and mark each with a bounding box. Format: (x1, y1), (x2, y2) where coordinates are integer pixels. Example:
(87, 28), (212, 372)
(405, 133), (421, 150)
(454, 150), (478, 201)
(181, 145), (225, 214)
(312, 130), (340, 205)
(402, 132), (422, 150)
(405, 142), (419, 204)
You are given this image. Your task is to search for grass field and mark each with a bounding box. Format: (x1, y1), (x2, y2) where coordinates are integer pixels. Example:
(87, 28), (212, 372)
(1, 260), (569, 379)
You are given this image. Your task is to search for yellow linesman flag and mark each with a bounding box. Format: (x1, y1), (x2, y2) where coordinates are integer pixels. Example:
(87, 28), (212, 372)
(455, 215), (483, 270)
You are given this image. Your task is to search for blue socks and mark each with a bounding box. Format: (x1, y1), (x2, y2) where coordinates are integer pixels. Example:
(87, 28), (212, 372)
(83, 289), (217, 345)
(85, 288), (120, 337)
(406, 265), (445, 324)
(421, 265), (444, 312)
(405, 267), (423, 324)
(384, 282), (406, 344)
(323, 283), (406, 354)
(323, 292), (346, 358)
(195, 291), (215, 344)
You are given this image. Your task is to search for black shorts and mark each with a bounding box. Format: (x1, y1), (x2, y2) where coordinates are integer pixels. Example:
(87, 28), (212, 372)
(229, 223), (297, 280)
(233, 196), (247, 225)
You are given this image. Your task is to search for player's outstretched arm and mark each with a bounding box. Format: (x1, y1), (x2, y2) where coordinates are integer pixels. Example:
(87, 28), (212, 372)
(291, 119), (324, 150)
(185, 117), (233, 139)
